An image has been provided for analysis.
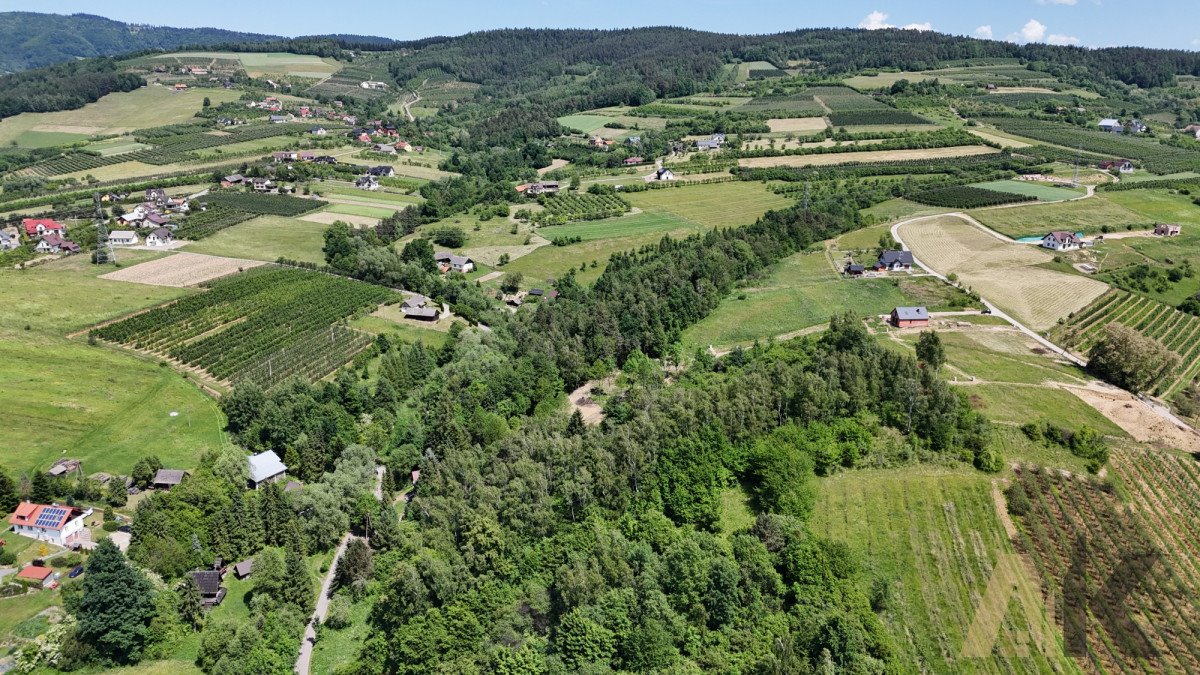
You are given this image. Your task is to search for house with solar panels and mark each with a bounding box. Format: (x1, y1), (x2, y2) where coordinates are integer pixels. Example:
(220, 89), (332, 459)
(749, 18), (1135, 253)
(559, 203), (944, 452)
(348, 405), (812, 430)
(8, 502), (89, 547)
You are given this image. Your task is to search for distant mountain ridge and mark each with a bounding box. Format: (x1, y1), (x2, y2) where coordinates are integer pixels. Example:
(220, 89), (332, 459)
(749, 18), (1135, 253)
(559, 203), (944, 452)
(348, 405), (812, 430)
(0, 12), (283, 72)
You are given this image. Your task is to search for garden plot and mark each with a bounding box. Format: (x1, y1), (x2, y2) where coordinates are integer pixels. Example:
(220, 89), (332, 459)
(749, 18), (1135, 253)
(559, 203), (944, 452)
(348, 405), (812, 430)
(899, 215), (1108, 330)
(100, 252), (266, 287)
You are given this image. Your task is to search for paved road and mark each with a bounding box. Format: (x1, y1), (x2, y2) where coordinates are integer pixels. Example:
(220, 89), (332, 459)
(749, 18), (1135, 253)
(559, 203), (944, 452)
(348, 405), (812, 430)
(295, 465), (385, 674)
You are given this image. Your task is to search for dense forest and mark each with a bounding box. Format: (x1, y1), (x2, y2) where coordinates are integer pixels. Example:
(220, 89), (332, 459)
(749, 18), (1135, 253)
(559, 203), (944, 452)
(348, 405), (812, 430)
(0, 59), (144, 119)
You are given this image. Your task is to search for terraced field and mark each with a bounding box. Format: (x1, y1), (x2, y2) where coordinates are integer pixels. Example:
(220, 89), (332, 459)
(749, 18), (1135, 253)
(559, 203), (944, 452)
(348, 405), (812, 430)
(1052, 289), (1200, 395)
(899, 215), (1109, 330)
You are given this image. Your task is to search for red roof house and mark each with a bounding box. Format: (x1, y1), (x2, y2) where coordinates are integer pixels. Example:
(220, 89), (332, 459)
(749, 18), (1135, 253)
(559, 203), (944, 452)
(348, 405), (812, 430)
(9, 501), (88, 546)
(22, 218), (63, 237)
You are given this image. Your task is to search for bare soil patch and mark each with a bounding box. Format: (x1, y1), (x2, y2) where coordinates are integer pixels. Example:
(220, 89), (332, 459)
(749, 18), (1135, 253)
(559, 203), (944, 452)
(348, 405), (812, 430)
(99, 252), (265, 287)
(538, 159), (569, 176)
(766, 117), (828, 133)
(1064, 384), (1200, 452)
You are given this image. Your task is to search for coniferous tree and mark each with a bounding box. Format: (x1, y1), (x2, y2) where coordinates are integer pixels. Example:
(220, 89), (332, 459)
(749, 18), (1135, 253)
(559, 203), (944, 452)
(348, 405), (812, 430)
(30, 471), (53, 503)
(0, 467), (18, 512)
(77, 539), (155, 664)
(176, 576), (205, 631)
(282, 547), (315, 614)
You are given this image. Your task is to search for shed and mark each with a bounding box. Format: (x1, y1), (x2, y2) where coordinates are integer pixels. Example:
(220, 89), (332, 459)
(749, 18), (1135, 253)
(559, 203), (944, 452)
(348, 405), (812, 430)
(152, 469), (188, 490)
(248, 450), (288, 489)
(233, 559), (254, 580)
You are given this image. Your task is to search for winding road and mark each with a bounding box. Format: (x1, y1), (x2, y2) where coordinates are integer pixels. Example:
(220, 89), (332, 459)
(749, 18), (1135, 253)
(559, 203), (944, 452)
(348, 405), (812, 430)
(294, 465), (386, 674)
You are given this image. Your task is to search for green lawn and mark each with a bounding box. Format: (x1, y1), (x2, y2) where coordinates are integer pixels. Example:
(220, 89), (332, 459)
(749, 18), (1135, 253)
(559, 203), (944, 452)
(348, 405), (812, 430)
(184, 215), (327, 264)
(968, 195), (1150, 238)
(311, 590), (373, 674)
(624, 182), (794, 229)
(323, 203), (398, 219)
(964, 383), (1126, 437)
(971, 180), (1086, 202)
(557, 114), (619, 134)
(320, 184), (422, 205)
(861, 198), (954, 223)
(717, 484), (756, 538)
(545, 210), (700, 242)
(0, 589), (60, 642)
(812, 467), (1075, 673)
(1101, 188), (1200, 225)
(899, 330), (1089, 385)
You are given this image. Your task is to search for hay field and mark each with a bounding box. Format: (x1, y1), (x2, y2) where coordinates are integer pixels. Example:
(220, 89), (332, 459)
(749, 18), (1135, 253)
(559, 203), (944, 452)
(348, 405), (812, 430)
(152, 51), (340, 77)
(100, 253), (265, 287)
(766, 117), (828, 133)
(0, 87), (241, 145)
(737, 145), (997, 169)
(899, 215), (1108, 329)
(623, 181), (794, 229)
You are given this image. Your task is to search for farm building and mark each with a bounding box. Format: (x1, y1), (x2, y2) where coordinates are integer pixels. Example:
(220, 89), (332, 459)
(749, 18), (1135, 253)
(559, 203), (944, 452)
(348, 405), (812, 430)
(1097, 118), (1121, 132)
(233, 559), (254, 580)
(48, 459), (82, 477)
(107, 231), (138, 246)
(146, 228), (174, 247)
(1041, 231), (1082, 252)
(8, 502), (89, 547)
(435, 251), (475, 273)
(1098, 159), (1134, 173)
(152, 469), (189, 490)
(22, 218), (63, 237)
(403, 307), (439, 321)
(890, 306), (930, 328)
(401, 294), (428, 309)
(1155, 223), (1182, 236)
(221, 174), (245, 187)
(875, 250), (914, 272)
(844, 263), (865, 277)
(190, 570), (226, 608)
(17, 565), (55, 588)
(249, 450), (288, 489)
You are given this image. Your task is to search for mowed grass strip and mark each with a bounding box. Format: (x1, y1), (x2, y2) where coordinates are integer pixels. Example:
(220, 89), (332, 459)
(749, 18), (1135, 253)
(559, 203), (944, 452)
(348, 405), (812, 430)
(811, 468), (1075, 673)
(968, 194), (1149, 238)
(736, 145), (997, 168)
(964, 383), (1126, 436)
(184, 215), (328, 265)
(970, 180), (1086, 202)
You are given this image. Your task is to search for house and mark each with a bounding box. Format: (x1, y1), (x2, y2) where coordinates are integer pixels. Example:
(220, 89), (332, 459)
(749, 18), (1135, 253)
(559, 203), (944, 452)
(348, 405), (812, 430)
(145, 213), (170, 228)
(272, 150), (299, 163)
(17, 565), (55, 588)
(108, 230), (138, 246)
(626, 136), (641, 145)
(845, 263), (865, 277)
(357, 132), (372, 143)
(299, 106), (311, 118)
(145, 228), (173, 247)
(145, 188), (169, 207)
(519, 181), (560, 196)
(434, 251), (475, 273)
(269, 115), (290, 124)
(696, 133), (726, 151)
(152, 469), (188, 490)
(313, 156), (338, 165)
(373, 144), (397, 154)
(1155, 223), (1182, 237)
(1098, 159), (1134, 173)
(1041, 231), (1082, 251)
(233, 559), (254, 580)
(355, 176), (380, 191)
(0, 230), (18, 250)
(8, 502), (89, 546)
(119, 211), (145, 227)
(890, 306), (930, 328)
(310, 126), (327, 135)
(22, 218), (64, 237)
(396, 140), (413, 152)
(402, 307), (440, 321)
(221, 174), (245, 187)
(189, 570), (226, 608)
(367, 165), (395, 178)
(590, 136), (614, 149)
(250, 178), (276, 193)
(1129, 119), (1147, 134)
(1097, 118), (1121, 132)
(875, 250), (914, 272)
(624, 156), (644, 165)
(36, 233), (79, 255)
(248, 450), (288, 489)
(401, 294), (428, 309)
(651, 167), (676, 182)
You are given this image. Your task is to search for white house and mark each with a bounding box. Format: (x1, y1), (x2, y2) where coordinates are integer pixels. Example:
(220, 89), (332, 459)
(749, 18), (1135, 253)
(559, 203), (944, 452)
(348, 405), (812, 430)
(249, 450), (288, 489)
(1097, 118), (1121, 133)
(108, 230), (138, 246)
(145, 227), (173, 247)
(8, 502), (90, 547)
(435, 251), (475, 273)
(1041, 231), (1082, 252)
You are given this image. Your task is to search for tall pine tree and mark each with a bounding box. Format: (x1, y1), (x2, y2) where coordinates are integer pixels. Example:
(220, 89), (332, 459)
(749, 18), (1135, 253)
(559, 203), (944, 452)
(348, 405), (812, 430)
(0, 466), (18, 512)
(30, 471), (53, 503)
(77, 539), (156, 664)
(176, 576), (205, 631)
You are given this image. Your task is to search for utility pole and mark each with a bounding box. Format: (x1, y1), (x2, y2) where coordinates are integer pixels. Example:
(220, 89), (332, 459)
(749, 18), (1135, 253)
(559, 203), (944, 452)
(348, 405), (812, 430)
(1072, 145), (1082, 187)
(803, 181), (811, 213)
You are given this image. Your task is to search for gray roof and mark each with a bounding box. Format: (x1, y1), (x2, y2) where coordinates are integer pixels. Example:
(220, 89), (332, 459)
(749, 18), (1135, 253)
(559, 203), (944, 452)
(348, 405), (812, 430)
(403, 307), (439, 319)
(1098, 118), (1120, 127)
(233, 559), (253, 577)
(893, 306), (929, 321)
(190, 570), (222, 595)
(153, 469), (187, 486)
(1045, 231), (1080, 243)
(879, 250), (913, 266)
(248, 450), (287, 484)
(434, 251), (452, 261)
(149, 227), (172, 239)
(401, 294), (427, 308)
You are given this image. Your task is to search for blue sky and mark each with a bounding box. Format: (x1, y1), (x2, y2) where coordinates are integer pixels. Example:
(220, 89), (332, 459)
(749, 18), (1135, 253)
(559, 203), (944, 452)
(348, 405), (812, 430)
(8, 1), (1200, 50)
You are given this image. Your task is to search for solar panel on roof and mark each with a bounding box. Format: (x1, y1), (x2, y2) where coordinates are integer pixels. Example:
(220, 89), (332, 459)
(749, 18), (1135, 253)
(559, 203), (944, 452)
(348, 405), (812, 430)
(34, 507), (67, 528)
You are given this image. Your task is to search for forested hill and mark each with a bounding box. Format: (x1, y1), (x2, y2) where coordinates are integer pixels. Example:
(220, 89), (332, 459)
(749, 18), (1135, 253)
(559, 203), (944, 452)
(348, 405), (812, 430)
(0, 12), (280, 72)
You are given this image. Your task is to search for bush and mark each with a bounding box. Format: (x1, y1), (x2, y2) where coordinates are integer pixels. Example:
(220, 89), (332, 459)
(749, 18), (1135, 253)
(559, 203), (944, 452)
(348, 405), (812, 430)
(428, 226), (467, 248)
(1004, 482), (1032, 516)
(102, 521), (120, 532)
(326, 595), (351, 629)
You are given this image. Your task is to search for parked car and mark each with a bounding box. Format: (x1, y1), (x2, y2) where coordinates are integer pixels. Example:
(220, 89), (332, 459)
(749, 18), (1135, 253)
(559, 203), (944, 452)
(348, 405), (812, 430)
(117, 525), (131, 534)
(68, 565), (84, 579)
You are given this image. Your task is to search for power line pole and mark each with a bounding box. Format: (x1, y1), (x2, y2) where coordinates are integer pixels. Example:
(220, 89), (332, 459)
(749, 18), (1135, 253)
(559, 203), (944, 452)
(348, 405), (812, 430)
(1072, 145), (1082, 187)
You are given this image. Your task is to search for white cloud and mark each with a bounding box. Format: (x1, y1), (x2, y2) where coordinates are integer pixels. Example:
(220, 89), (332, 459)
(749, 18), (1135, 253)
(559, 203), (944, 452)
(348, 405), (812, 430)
(1037, 0), (1077, 5)
(975, 25), (994, 39)
(902, 22), (933, 31)
(1047, 33), (1081, 45)
(1009, 19), (1047, 43)
(858, 11), (892, 30)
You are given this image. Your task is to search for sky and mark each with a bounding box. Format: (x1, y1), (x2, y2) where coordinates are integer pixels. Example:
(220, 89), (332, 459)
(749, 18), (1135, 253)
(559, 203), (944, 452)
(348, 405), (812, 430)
(6, 0), (1199, 50)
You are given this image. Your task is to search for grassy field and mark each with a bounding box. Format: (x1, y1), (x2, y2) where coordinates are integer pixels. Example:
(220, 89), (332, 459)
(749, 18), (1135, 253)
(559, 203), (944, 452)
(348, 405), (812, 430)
(681, 252), (940, 353)
(971, 180), (1086, 202)
(861, 198), (955, 223)
(738, 145), (998, 169)
(557, 114), (620, 134)
(322, 203), (398, 219)
(968, 195), (1150, 238)
(319, 184), (421, 205)
(184, 215), (327, 264)
(899, 330), (1089, 385)
(624, 181), (795, 229)
(0, 87), (241, 145)
(899, 215), (1109, 330)
(964, 383), (1126, 436)
(545, 210), (704, 242)
(152, 51), (340, 77)
(812, 467), (1075, 673)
